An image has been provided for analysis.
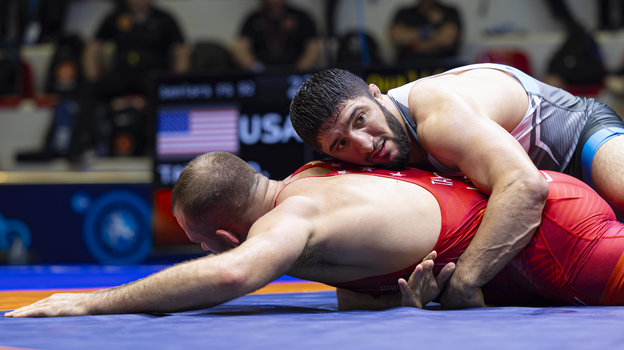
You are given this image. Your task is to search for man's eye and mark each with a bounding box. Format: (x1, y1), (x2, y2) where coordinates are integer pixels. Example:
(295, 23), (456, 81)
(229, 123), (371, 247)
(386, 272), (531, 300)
(355, 113), (365, 127)
(337, 139), (347, 150)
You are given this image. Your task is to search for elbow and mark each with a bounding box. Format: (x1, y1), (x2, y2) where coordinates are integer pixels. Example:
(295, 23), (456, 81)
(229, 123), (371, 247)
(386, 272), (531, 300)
(197, 265), (247, 293)
(218, 268), (247, 291)
(512, 173), (549, 208)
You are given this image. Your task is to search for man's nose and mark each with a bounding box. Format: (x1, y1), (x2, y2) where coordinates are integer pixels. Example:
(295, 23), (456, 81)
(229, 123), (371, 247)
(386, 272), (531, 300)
(352, 131), (374, 155)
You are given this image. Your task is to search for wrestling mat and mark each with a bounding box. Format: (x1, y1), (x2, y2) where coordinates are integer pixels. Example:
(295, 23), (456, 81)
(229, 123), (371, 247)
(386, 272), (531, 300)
(2, 264), (624, 350)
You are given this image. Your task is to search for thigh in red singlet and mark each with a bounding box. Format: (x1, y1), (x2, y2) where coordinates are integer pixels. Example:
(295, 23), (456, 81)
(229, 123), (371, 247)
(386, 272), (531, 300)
(484, 171), (624, 306)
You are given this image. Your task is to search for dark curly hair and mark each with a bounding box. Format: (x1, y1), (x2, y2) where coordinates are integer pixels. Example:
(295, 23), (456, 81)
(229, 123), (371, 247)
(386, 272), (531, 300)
(289, 69), (371, 153)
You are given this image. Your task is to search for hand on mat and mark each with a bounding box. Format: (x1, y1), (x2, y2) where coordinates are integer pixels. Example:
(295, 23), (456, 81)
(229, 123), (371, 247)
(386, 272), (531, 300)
(440, 275), (485, 309)
(398, 251), (455, 308)
(4, 292), (92, 317)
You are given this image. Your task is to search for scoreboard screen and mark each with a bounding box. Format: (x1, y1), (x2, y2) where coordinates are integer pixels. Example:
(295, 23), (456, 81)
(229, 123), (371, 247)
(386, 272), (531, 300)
(151, 72), (320, 246)
(150, 66), (456, 248)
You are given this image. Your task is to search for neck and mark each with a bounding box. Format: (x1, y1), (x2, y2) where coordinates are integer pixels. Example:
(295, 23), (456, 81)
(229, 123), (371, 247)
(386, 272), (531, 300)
(249, 175), (282, 220)
(380, 94), (428, 165)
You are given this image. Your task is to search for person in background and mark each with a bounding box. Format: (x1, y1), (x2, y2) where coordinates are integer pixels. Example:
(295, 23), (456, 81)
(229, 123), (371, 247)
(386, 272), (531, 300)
(388, 0), (463, 67)
(232, 0), (322, 73)
(71, 0), (189, 158)
(83, 0), (189, 92)
(598, 0), (624, 30)
(543, 0), (606, 96)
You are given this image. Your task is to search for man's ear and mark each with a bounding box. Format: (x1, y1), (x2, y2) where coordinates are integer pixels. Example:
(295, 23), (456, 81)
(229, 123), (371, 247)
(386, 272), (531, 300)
(215, 229), (241, 247)
(368, 83), (382, 99)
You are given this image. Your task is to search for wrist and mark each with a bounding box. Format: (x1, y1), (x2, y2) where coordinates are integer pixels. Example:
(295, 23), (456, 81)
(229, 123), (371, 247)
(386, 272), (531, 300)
(449, 270), (480, 292)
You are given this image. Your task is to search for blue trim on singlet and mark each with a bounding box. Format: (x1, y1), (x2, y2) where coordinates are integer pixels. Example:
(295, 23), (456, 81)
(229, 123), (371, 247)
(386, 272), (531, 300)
(581, 127), (624, 187)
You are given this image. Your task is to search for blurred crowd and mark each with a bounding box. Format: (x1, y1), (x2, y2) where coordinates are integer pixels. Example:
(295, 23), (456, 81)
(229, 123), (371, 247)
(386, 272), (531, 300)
(1, 0), (623, 162)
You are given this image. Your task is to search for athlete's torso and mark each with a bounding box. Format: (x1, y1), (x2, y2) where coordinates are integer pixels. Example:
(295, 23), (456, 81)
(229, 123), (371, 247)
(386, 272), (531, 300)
(277, 159), (489, 294)
(388, 63), (593, 175)
(289, 162), (621, 304)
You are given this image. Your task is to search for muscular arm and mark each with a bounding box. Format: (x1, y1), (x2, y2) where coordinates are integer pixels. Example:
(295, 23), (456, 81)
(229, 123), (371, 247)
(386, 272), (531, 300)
(7, 255), (258, 317)
(411, 79), (549, 308)
(6, 201), (313, 317)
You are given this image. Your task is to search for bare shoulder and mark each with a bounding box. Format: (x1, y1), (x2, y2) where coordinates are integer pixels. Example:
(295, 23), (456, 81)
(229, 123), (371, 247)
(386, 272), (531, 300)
(408, 74), (465, 124)
(409, 68), (526, 123)
(247, 194), (320, 243)
(410, 74), (457, 103)
(276, 176), (369, 217)
(273, 194), (321, 218)
(410, 68), (518, 98)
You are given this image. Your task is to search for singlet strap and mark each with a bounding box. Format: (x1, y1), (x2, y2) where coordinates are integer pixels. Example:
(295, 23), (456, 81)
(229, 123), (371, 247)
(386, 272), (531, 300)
(390, 95), (419, 142)
(273, 160), (338, 208)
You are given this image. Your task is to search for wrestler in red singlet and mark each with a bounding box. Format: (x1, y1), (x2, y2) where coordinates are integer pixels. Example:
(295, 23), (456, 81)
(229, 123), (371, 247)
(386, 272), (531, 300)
(285, 159), (624, 306)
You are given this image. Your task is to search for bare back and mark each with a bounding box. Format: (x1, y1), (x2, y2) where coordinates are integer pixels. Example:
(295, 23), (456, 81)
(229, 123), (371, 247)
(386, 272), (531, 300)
(275, 165), (442, 284)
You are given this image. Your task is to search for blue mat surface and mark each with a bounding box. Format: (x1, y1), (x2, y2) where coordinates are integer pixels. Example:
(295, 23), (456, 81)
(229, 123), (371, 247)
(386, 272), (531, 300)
(2, 265), (624, 349)
(3, 292), (624, 350)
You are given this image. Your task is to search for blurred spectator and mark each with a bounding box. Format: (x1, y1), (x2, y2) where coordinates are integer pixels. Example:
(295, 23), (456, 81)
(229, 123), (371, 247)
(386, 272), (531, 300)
(388, 0), (463, 67)
(45, 34), (85, 97)
(0, 38), (21, 96)
(83, 0), (189, 93)
(232, 0), (322, 73)
(335, 30), (384, 69)
(599, 0), (624, 30)
(0, 0), (70, 45)
(15, 34), (85, 162)
(543, 0), (606, 95)
(190, 41), (234, 75)
(73, 0), (190, 158)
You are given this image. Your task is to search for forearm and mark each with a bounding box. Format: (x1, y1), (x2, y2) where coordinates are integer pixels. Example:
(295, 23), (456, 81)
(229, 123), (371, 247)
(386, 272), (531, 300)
(417, 24), (459, 53)
(83, 41), (102, 82)
(86, 257), (243, 314)
(231, 38), (258, 71)
(172, 44), (190, 73)
(389, 24), (421, 46)
(452, 180), (548, 289)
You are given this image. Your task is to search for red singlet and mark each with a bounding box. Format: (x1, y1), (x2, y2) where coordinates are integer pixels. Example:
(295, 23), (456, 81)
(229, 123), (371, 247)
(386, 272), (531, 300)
(284, 159), (624, 306)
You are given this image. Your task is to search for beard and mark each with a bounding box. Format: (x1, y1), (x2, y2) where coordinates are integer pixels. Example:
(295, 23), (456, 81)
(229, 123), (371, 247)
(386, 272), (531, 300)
(376, 102), (411, 170)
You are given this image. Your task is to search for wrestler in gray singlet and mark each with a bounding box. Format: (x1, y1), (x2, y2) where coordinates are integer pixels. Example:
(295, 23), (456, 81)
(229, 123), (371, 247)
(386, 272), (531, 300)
(388, 63), (624, 187)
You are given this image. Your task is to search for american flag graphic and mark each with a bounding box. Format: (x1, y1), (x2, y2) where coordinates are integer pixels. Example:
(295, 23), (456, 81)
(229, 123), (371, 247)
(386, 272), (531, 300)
(156, 106), (239, 157)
